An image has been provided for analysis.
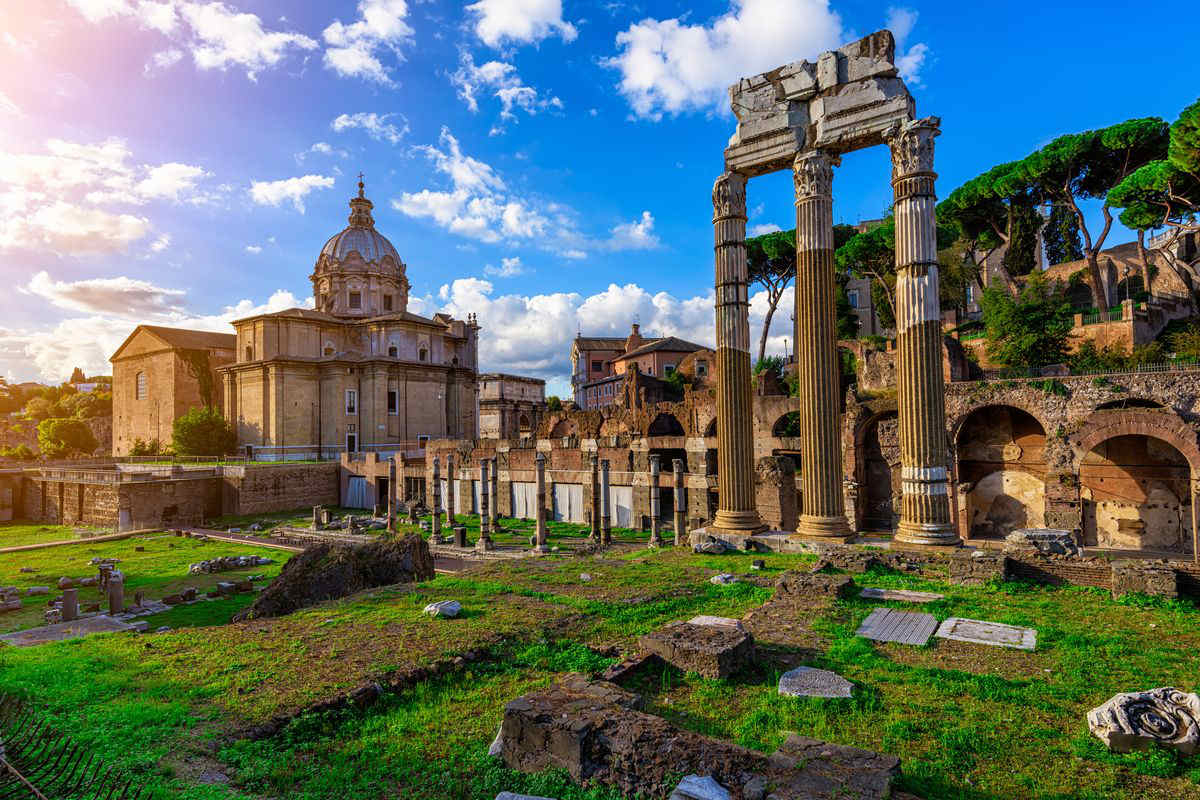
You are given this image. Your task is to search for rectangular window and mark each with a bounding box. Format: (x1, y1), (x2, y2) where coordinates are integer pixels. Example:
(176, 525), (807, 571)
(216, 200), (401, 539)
(664, 364), (675, 375)
(135, 372), (147, 400)
(417, 434), (429, 448)
(387, 390), (398, 414)
(697, 361), (708, 376)
(349, 291), (362, 309)
(383, 294), (393, 311)
(966, 284), (976, 303)
(591, 360), (602, 372)
(847, 289), (859, 309)
(346, 389), (357, 414)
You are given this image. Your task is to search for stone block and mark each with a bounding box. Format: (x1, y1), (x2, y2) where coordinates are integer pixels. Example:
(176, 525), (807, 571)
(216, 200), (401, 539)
(1088, 687), (1200, 755)
(639, 621), (754, 679)
(948, 550), (1007, 586)
(934, 617), (1036, 650)
(774, 571), (854, 599)
(424, 600), (462, 618)
(1003, 528), (1081, 557)
(669, 775), (731, 800)
(1111, 560), (1178, 599)
(495, 794), (559, 800)
(777, 667), (853, 698)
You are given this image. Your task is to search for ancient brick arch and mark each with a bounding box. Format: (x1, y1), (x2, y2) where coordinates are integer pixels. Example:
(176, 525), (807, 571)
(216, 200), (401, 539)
(1069, 409), (1200, 473)
(548, 417), (577, 438)
(646, 413), (685, 437)
(948, 401), (1053, 449)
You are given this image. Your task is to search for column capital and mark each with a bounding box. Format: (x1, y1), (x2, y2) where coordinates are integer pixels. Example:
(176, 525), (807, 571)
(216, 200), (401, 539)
(792, 150), (837, 202)
(887, 116), (941, 180)
(712, 171), (747, 221)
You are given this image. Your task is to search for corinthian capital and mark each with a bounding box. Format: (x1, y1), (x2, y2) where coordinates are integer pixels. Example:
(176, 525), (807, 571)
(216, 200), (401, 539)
(887, 116), (941, 180)
(712, 171), (747, 221)
(792, 151), (835, 201)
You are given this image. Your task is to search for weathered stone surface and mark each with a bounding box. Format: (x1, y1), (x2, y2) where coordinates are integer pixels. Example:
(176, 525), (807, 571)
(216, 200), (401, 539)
(778, 667), (854, 698)
(1088, 688), (1200, 755)
(495, 793), (558, 800)
(860, 587), (943, 603)
(855, 608), (937, 645)
(500, 675), (900, 800)
(1111, 560), (1178, 599)
(424, 600), (461, 618)
(775, 571), (854, 599)
(57, 576), (74, 589)
(1003, 528), (1081, 557)
(26, 586), (49, 596)
(948, 550), (1007, 586)
(693, 539), (730, 555)
(189, 555), (273, 575)
(233, 535), (434, 621)
(0, 615), (139, 646)
(639, 621), (754, 679)
(934, 617), (1036, 650)
(709, 573), (739, 585)
(687, 615), (746, 633)
(669, 775), (731, 800)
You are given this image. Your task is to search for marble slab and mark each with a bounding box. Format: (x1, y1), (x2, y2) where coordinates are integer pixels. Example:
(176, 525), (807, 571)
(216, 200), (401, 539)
(934, 617), (1037, 650)
(860, 587), (944, 603)
(855, 608), (938, 646)
(778, 666), (854, 698)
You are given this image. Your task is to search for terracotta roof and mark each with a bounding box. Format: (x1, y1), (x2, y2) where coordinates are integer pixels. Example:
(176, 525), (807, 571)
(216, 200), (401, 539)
(574, 336), (628, 350)
(137, 325), (235, 350)
(613, 336), (708, 360)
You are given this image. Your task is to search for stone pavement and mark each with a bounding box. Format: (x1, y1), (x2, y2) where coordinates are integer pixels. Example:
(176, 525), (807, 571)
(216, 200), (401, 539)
(934, 617), (1037, 650)
(0, 614), (139, 646)
(855, 608), (938, 645)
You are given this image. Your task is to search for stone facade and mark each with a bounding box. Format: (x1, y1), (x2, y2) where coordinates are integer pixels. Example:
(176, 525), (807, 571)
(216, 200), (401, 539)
(478, 373), (546, 439)
(110, 326), (235, 455)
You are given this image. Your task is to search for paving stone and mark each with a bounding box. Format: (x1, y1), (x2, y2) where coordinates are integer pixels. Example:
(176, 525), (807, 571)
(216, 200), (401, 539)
(669, 775), (731, 800)
(934, 617), (1036, 650)
(0, 615), (138, 646)
(777, 666), (854, 698)
(860, 587), (944, 603)
(855, 608), (937, 645)
(424, 600), (462, 618)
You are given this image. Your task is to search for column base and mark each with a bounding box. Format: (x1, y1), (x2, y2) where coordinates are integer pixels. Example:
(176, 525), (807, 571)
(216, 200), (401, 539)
(796, 514), (852, 538)
(475, 537), (495, 553)
(532, 544), (551, 554)
(894, 521), (960, 547)
(711, 509), (768, 536)
(648, 534), (663, 548)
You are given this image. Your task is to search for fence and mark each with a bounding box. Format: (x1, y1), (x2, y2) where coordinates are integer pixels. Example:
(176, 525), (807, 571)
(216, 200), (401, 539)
(965, 358), (1200, 383)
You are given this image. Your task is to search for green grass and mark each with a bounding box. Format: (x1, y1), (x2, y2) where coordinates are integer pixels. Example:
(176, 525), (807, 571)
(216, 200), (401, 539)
(1, 547), (1199, 798)
(0, 522), (112, 548)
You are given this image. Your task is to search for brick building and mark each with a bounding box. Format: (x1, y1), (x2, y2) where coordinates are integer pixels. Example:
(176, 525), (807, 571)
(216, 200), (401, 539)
(478, 373), (546, 439)
(109, 325), (235, 455)
(571, 324), (711, 409)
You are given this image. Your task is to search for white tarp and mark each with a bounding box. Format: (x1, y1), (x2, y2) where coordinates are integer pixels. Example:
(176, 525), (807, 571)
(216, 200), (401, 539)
(609, 485), (633, 528)
(345, 476), (371, 509)
(553, 483), (584, 523)
(511, 482), (537, 519)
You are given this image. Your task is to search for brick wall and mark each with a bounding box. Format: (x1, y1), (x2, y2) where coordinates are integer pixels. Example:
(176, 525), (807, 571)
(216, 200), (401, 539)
(222, 463), (340, 515)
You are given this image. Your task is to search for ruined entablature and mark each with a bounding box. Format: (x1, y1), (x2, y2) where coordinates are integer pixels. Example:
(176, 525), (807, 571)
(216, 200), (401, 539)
(724, 30), (915, 177)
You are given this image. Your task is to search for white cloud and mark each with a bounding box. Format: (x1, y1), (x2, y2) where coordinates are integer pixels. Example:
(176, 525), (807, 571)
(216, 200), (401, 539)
(22, 270), (185, 316)
(450, 51), (563, 134)
(466, 0), (577, 48)
(748, 222), (781, 236)
(322, 0), (413, 85)
(483, 256), (524, 277)
(886, 6), (930, 87)
(607, 211), (660, 250)
(136, 162), (209, 201)
(606, 0), (843, 119)
(295, 141), (349, 164)
(65, 0), (318, 80)
(331, 112), (409, 144)
(0, 202), (151, 255)
(245, 244), (262, 253)
(249, 174), (335, 213)
(149, 233), (171, 252)
(0, 90), (21, 117)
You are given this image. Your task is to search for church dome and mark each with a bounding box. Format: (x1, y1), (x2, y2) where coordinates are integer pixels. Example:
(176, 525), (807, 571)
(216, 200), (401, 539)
(317, 177), (401, 265)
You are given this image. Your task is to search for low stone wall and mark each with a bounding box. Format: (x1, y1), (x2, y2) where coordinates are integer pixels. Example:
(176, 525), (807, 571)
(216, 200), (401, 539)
(223, 463), (340, 515)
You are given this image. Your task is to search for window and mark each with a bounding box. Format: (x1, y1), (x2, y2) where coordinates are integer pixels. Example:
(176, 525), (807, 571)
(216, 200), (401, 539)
(345, 389), (357, 414)
(646, 365), (654, 376)
(135, 371), (147, 400)
(387, 390), (398, 414)
(417, 435), (429, 449)
(244, 345), (253, 361)
(324, 346), (334, 357)
(591, 360), (602, 372)
(383, 294), (393, 311)
(697, 360), (708, 377)
(847, 289), (859, 309)
(664, 364), (675, 375)
(966, 284), (976, 303)
(388, 345), (398, 358)
(349, 291), (362, 309)
(419, 348), (428, 362)
(346, 424), (357, 453)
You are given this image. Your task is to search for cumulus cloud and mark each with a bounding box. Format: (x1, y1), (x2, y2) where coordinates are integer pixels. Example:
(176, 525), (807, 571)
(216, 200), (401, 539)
(245, 244), (262, 253)
(450, 51), (563, 135)
(607, 211), (660, 250)
(21, 270), (186, 316)
(466, 0), (577, 48)
(322, 0), (414, 85)
(0, 202), (151, 255)
(748, 222), (781, 236)
(65, 0), (318, 80)
(149, 233), (171, 252)
(249, 174), (335, 213)
(331, 112), (409, 144)
(483, 256), (524, 277)
(606, 0), (843, 119)
(886, 6), (930, 87)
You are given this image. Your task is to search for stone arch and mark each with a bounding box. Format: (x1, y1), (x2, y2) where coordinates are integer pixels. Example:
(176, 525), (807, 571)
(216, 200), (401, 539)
(772, 412), (803, 438)
(702, 417), (717, 438)
(955, 405), (1048, 540)
(1069, 409), (1200, 473)
(1095, 397), (1164, 411)
(647, 413), (684, 437)
(855, 410), (899, 530)
(518, 413), (532, 434)
(549, 418), (577, 438)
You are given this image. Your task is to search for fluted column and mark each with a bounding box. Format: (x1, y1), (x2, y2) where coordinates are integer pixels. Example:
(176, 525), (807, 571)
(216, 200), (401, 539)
(388, 457), (398, 531)
(712, 171), (766, 535)
(888, 117), (957, 546)
(477, 459), (494, 551)
(445, 454), (456, 526)
(431, 456), (442, 540)
(672, 458), (686, 546)
(489, 456), (499, 530)
(534, 452), (549, 553)
(648, 454), (663, 547)
(793, 151), (851, 538)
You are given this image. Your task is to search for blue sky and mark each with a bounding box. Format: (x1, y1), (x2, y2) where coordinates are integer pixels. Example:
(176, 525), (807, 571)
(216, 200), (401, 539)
(0, 0), (1194, 397)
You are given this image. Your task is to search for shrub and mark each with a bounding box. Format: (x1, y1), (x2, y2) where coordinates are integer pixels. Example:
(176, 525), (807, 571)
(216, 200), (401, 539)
(36, 418), (98, 458)
(172, 407), (236, 457)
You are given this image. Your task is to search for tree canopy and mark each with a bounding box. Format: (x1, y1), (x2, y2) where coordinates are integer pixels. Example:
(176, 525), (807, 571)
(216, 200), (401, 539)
(172, 407), (237, 457)
(979, 272), (1075, 369)
(36, 418), (98, 459)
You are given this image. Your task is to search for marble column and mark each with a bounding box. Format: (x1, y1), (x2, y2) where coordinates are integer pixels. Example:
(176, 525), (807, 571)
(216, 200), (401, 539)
(534, 452), (549, 553)
(489, 456), (500, 530)
(600, 459), (612, 545)
(648, 454), (663, 547)
(887, 117), (957, 546)
(431, 456), (442, 541)
(445, 454), (456, 527)
(388, 456), (398, 531)
(589, 454), (601, 541)
(792, 150), (850, 538)
(672, 458), (686, 546)
(61, 587), (78, 622)
(477, 459), (493, 551)
(711, 171), (766, 535)
(108, 575), (124, 615)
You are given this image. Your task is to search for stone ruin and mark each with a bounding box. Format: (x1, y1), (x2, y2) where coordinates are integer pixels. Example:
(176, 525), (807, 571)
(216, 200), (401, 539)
(188, 555), (274, 575)
(1089, 687), (1200, 755)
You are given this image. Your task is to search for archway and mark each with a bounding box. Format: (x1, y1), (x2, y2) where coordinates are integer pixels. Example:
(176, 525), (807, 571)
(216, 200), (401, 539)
(518, 414), (532, 435)
(956, 405), (1047, 540)
(703, 418), (717, 438)
(549, 418), (577, 438)
(1079, 434), (1193, 553)
(858, 411), (899, 530)
(772, 412), (803, 438)
(1096, 398), (1164, 411)
(647, 413), (684, 437)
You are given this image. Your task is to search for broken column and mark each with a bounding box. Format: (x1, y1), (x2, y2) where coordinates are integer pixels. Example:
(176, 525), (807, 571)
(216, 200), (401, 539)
(312, 505), (321, 530)
(388, 456), (398, 530)
(490, 456), (500, 530)
(534, 452), (549, 553)
(887, 117), (956, 547)
(107, 575), (124, 615)
(673, 458), (686, 546)
(431, 456), (442, 541)
(792, 150), (850, 539)
(61, 587), (78, 622)
(445, 454), (456, 527)
(589, 453), (601, 541)
(711, 171), (766, 537)
(600, 458), (612, 545)
(477, 459), (494, 551)
(649, 454), (663, 547)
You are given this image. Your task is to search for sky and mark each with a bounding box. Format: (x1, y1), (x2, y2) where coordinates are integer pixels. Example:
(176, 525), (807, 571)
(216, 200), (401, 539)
(0, 0), (1195, 398)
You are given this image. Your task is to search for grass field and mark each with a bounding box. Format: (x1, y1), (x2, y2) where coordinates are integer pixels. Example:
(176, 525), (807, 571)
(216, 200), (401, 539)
(0, 535), (1197, 799)
(0, 523), (113, 548)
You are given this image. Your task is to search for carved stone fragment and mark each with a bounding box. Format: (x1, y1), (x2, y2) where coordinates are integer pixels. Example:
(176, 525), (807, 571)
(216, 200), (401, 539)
(1088, 688), (1200, 755)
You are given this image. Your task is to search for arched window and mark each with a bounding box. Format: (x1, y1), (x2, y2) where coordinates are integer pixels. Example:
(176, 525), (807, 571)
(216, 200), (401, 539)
(135, 371), (147, 400)
(388, 345), (398, 358)
(419, 348), (428, 362)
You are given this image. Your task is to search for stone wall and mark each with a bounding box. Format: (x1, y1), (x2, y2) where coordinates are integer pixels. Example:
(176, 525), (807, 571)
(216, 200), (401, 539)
(223, 462), (341, 515)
